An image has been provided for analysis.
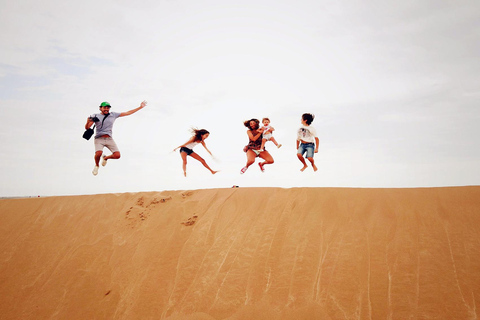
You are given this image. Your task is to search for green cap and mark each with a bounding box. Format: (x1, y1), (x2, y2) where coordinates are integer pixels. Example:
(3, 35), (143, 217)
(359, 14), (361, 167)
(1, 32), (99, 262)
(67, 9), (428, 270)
(100, 101), (111, 107)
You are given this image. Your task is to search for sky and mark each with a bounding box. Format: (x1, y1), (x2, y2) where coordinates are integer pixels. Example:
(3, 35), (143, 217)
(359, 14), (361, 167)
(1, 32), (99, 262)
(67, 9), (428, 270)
(1, 0), (479, 197)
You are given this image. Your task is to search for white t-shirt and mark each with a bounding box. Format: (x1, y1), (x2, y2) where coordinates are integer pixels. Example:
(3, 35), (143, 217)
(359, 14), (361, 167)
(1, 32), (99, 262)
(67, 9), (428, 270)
(297, 125), (317, 143)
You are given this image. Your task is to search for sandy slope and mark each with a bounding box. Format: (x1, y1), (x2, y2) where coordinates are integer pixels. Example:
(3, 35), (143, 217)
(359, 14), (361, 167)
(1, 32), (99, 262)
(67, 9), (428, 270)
(1, 187), (479, 319)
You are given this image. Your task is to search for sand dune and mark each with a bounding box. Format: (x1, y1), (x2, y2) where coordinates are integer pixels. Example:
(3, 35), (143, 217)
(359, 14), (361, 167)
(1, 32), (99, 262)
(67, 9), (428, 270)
(1, 187), (480, 319)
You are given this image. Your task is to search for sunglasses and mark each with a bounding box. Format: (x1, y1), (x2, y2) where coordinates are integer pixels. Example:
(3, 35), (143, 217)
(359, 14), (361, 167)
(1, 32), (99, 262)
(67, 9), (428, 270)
(101, 105), (111, 108)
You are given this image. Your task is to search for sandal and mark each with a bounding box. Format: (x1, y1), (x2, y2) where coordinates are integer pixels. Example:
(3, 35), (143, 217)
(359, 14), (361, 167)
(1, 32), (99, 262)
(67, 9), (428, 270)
(240, 166), (248, 174)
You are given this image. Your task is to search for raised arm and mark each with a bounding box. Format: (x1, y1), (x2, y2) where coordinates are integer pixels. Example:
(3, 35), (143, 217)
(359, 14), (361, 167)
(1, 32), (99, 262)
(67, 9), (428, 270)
(119, 100), (147, 117)
(85, 118), (94, 130)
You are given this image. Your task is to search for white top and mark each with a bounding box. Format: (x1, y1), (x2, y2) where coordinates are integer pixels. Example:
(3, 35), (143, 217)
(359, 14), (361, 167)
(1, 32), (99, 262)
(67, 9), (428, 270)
(184, 141), (200, 149)
(262, 125), (272, 133)
(262, 125), (273, 139)
(297, 125), (317, 143)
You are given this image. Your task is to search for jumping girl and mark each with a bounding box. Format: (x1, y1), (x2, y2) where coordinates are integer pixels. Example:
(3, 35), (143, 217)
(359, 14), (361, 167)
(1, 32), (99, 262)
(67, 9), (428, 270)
(174, 129), (219, 177)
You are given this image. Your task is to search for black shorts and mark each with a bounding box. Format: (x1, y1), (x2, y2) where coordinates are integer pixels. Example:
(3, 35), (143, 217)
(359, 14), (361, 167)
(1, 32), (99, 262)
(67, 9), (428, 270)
(180, 147), (194, 155)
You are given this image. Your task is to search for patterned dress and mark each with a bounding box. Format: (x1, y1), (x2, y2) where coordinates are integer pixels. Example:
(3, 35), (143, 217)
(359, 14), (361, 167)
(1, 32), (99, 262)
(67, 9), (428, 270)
(246, 129), (263, 151)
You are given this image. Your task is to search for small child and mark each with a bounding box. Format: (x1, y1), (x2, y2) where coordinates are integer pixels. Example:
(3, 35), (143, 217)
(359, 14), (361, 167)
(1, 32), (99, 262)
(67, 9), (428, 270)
(174, 129), (219, 177)
(296, 113), (319, 172)
(260, 117), (282, 151)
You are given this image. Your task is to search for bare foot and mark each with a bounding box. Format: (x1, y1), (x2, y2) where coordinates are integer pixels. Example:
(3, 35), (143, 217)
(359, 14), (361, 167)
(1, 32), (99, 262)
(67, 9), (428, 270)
(313, 164), (318, 172)
(300, 166), (308, 172)
(184, 172), (187, 177)
(212, 170), (219, 175)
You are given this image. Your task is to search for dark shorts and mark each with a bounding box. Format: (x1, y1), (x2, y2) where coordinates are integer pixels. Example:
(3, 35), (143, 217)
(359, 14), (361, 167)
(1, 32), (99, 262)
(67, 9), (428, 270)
(180, 147), (194, 155)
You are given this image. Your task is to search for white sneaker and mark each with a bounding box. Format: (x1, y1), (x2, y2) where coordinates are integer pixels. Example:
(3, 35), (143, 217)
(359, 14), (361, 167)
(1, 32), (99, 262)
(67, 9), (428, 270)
(92, 166), (99, 176)
(101, 155), (107, 167)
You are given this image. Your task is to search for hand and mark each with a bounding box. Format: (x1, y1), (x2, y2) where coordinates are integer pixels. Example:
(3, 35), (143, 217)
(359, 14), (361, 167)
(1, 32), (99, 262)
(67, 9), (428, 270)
(315, 149), (319, 153)
(140, 100), (147, 108)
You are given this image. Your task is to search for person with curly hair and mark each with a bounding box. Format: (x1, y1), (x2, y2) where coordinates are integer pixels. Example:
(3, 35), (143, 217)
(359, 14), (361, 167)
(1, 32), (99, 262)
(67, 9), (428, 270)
(240, 119), (274, 174)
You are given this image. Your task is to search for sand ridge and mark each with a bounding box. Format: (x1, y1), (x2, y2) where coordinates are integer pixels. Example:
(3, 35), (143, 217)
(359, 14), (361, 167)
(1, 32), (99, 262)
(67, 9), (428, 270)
(1, 187), (480, 319)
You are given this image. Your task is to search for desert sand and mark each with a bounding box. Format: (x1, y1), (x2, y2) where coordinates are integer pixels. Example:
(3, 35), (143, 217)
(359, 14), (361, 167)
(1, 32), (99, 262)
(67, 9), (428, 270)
(1, 187), (480, 319)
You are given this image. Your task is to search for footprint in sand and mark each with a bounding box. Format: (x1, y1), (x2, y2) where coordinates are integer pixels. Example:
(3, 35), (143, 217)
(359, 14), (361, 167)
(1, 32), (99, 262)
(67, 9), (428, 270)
(148, 197), (172, 207)
(136, 197), (145, 207)
(127, 196), (173, 222)
(181, 215), (198, 226)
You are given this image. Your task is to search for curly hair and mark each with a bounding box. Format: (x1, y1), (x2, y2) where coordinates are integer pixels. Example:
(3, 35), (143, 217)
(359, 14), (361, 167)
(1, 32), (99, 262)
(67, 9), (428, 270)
(243, 119), (260, 130)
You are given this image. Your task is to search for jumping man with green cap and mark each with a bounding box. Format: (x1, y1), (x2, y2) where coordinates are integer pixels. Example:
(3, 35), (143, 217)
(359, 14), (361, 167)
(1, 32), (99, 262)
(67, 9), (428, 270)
(85, 100), (147, 176)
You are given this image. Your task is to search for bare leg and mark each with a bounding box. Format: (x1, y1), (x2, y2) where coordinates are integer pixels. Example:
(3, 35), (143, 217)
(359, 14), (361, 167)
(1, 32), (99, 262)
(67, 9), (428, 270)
(94, 151), (103, 166)
(297, 153), (308, 172)
(241, 150), (257, 173)
(104, 151), (121, 161)
(258, 150), (274, 171)
(181, 152), (188, 177)
(260, 138), (266, 151)
(245, 150), (256, 168)
(270, 137), (279, 146)
(101, 151), (121, 167)
(190, 152), (218, 174)
(307, 157), (318, 172)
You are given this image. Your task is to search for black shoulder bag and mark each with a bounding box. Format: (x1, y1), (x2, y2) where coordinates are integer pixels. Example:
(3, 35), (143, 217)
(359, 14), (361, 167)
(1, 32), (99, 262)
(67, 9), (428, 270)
(83, 124), (95, 140)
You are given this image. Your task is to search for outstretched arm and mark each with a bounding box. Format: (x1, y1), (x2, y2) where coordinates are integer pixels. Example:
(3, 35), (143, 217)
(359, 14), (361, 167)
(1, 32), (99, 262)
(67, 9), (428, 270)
(119, 100), (147, 117)
(201, 141), (213, 156)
